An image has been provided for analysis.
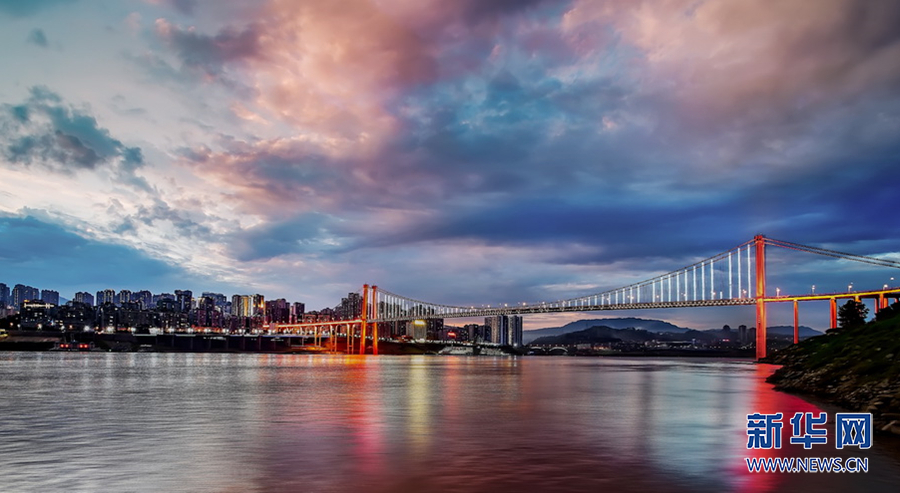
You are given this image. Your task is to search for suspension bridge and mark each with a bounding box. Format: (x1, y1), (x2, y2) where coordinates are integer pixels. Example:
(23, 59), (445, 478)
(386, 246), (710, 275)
(276, 235), (900, 360)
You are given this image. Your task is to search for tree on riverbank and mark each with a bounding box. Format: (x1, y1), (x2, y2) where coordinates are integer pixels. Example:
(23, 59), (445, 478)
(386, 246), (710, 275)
(837, 300), (868, 329)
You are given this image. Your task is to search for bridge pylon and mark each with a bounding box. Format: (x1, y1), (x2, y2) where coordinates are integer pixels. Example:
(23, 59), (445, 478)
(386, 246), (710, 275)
(755, 234), (767, 360)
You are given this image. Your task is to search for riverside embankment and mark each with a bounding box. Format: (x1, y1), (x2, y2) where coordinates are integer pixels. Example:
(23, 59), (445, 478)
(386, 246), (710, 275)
(765, 305), (900, 436)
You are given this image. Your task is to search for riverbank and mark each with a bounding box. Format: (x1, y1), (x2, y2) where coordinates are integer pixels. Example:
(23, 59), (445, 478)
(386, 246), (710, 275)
(764, 308), (900, 436)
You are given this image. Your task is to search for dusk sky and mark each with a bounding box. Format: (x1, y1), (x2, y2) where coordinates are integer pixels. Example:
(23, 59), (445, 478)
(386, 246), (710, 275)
(2, 0), (899, 330)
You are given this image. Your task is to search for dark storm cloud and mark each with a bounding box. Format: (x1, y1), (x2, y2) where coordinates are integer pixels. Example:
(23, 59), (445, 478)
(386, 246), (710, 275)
(0, 214), (184, 290)
(0, 86), (149, 190)
(26, 28), (48, 47)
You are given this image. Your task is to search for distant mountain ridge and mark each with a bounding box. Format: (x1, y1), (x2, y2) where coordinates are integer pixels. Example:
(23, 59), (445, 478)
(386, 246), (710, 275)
(523, 318), (689, 344)
(523, 318), (823, 344)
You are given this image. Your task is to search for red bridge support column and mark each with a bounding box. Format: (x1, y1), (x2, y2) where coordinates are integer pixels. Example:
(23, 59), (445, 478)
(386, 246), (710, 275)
(755, 235), (767, 360)
(360, 284), (369, 355)
(829, 298), (837, 330)
(793, 300), (799, 345)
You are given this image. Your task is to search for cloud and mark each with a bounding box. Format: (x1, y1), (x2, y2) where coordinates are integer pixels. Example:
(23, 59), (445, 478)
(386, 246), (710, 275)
(5, 0), (900, 320)
(154, 18), (261, 76)
(0, 213), (185, 293)
(0, 86), (150, 190)
(0, 0), (75, 17)
(26, 28), (48, 47)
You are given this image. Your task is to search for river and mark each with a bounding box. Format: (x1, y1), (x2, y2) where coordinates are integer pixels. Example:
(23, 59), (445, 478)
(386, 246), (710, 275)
(0, 353), (898, 492)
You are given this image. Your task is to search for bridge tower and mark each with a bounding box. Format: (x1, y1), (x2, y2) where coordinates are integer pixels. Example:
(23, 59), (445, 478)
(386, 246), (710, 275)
(755, 234), (767, 360)
(359, 284), (369, 355)
(371, 285), (378, 355)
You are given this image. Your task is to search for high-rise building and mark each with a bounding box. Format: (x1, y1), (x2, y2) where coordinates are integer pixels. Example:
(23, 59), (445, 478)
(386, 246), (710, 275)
(266, 298), (290, 324)
(154, 293), (175, 308)
(40, 289), (60, 305)
(117, 289), (133, 306)
(132, 290), (153, 309)
(175, 290), (193, 313)
(0, 283), (10, 307)
(96, 289), (116, 306)
(201, 292), (227, 311)
(231, 295), (255, 318)
(484, 315), (523, 346)
(338, 293), (362, 320)
(231, 295), (243, 318)
(12, 284), (40, 309)
(251, 294), (265, 318)
(74, 291), (95, 306)
(193, 296), (222, 327)
(291, 302), (305, 323)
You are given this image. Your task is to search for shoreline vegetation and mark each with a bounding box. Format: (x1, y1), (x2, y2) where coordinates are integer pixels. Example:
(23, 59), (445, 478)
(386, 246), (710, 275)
(765, 303), (900, 437)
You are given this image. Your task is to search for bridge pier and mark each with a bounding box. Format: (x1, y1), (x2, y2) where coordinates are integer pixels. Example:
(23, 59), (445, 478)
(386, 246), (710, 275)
(755, 235), (767, 360)
(793, 300), (799, 344)
(829, 298), (837, 329)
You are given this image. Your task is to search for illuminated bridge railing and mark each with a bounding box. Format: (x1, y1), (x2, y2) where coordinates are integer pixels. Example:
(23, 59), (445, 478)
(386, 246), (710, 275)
(366, 236), (900, 323)
(370, 239), (761, 322)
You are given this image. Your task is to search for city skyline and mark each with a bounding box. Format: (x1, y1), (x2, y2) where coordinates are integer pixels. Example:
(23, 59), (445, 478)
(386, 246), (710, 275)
(2, 1), (900, 331)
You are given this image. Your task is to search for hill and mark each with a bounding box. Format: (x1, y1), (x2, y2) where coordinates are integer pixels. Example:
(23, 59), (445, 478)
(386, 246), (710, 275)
(523, 317), (689, 343)
(768, 325), (822, 338)
(530, 325), (719, 346)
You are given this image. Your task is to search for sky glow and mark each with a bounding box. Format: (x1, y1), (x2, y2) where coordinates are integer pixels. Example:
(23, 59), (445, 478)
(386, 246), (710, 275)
(2, 0), (899, 330)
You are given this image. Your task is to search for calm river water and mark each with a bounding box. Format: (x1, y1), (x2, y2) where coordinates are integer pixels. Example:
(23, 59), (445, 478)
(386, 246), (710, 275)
(1, 353), (898, 492)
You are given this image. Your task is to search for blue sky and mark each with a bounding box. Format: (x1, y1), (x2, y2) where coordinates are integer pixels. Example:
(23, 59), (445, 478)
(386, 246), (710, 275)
(1, 0), (899, 330)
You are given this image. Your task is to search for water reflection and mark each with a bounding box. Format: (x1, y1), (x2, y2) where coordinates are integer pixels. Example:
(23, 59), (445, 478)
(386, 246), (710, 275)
(0, 354), (898, 492)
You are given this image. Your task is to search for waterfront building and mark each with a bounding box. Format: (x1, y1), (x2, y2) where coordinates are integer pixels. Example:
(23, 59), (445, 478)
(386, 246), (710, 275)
(338, 293), (362, 320)
(20, 300), (55, 330)
(251, 294), (265, 318)
(484, 315), (523, 346)
(266, 298), (290, 324)
(291, 302), (305, 323)
(193, 296), (222, 328)
(58, 301), (95, 330)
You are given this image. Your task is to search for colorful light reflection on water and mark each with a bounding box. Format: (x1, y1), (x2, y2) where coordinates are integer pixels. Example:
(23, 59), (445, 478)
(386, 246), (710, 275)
(0, 353), (898, 492)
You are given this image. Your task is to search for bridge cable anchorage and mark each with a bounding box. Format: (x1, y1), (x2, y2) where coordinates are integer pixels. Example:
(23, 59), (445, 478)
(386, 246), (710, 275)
(764, 238), (900, 269)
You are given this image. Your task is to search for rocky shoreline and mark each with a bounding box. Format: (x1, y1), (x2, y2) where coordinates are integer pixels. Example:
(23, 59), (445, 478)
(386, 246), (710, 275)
(764, 307), (900, 436)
